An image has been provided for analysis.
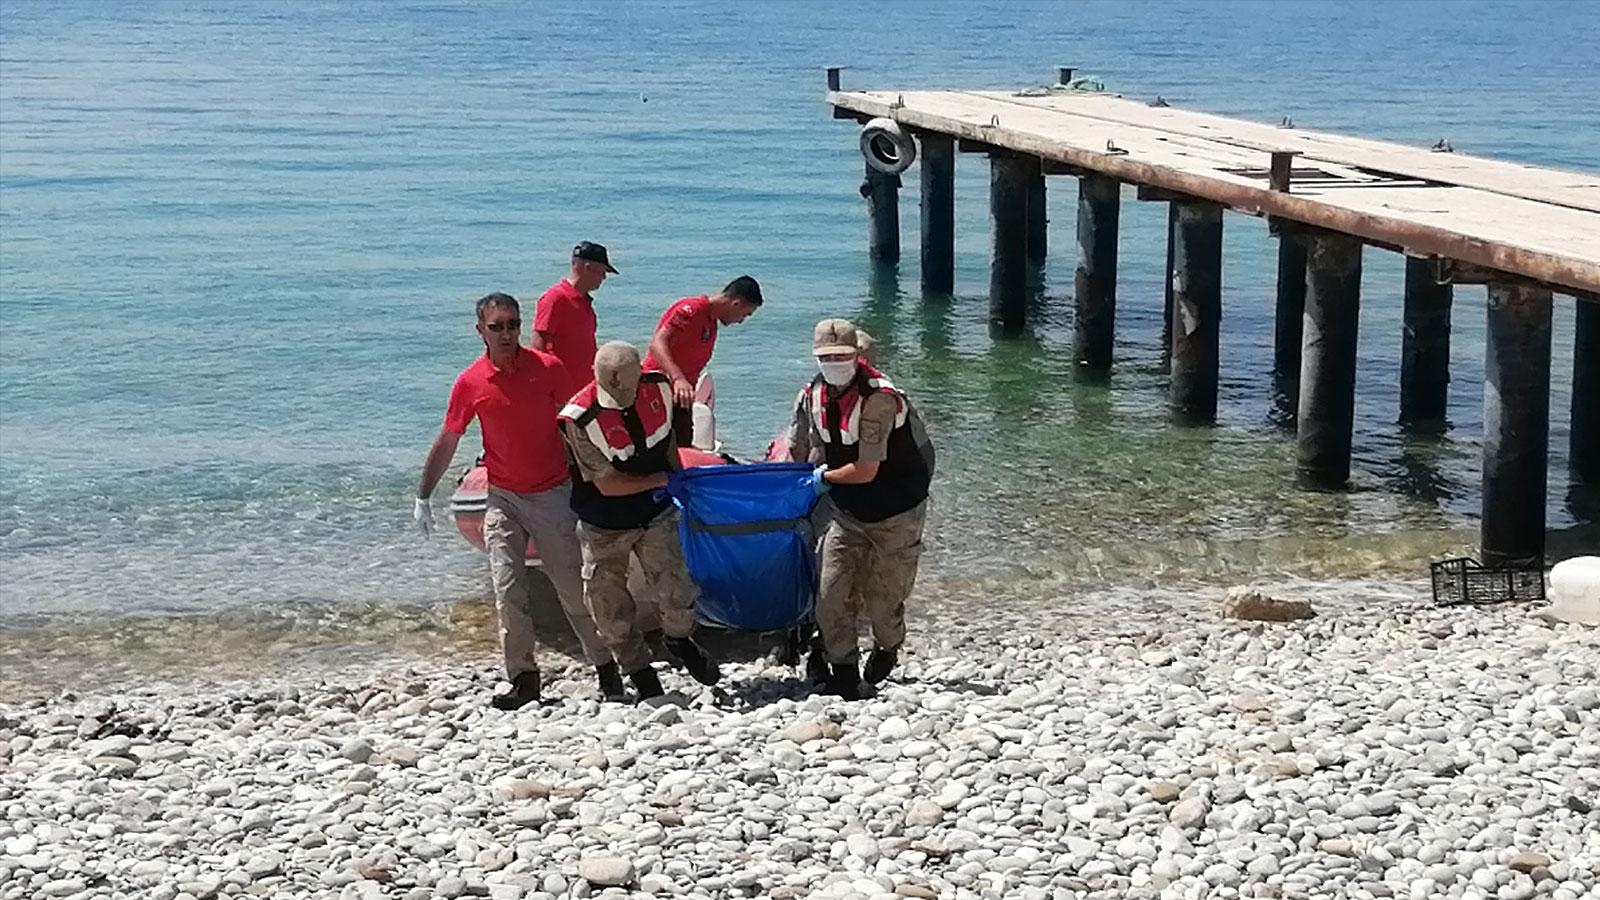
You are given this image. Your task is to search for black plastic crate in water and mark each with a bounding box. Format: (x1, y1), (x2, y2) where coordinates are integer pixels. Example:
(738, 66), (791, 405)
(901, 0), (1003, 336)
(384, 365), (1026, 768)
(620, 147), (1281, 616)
(1430, 556), (1546, 606)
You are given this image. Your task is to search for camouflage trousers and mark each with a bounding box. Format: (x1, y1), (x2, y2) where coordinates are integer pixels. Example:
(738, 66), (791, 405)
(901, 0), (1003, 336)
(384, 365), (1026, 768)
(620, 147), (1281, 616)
(576, 509), (697, 673)
(484, 484), (610, 677)
(816, 500), (928, 665)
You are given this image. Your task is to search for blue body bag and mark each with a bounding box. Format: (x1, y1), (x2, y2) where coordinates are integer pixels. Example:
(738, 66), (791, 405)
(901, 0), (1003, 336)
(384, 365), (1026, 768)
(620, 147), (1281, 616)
(668, 462), (818, 632)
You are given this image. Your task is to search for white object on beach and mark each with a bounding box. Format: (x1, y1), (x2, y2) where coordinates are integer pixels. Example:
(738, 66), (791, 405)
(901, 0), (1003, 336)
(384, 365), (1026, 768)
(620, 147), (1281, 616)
(1546, 555), (1600, 624)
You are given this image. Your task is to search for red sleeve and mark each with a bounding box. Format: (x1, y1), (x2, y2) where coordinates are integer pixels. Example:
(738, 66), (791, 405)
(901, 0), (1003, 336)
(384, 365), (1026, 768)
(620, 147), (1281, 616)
(533, 349), (576, 405)
(659, 300), (697, 335)
(442, 375), (475, 435)
(532, 288), (560, 334)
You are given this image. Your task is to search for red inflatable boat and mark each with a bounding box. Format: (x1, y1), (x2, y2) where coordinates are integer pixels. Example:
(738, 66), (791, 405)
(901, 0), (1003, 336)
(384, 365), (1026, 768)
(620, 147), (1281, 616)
(448, 374), (772, 561)
(448, 446), (732, 562)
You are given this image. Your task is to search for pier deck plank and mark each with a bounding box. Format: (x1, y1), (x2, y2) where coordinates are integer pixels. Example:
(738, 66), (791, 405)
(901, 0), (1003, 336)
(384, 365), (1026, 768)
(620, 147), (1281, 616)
(969, 91), (1600, 213)
(829, 88), (1600, 296)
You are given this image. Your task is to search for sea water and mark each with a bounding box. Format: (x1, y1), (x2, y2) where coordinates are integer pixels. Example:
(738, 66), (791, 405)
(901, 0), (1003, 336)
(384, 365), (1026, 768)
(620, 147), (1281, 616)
(2, 1), (1596, 685)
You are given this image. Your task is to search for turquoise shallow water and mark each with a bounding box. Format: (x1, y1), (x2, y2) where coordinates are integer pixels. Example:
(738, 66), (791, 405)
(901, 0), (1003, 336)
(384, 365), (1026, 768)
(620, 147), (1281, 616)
(1, 1), (1597, 656)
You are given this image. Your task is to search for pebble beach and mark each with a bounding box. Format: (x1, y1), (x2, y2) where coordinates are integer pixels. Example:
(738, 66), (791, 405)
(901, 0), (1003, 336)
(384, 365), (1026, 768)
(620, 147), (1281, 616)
(5, 6), (1600, 900)
(3, 587), (1596, 900)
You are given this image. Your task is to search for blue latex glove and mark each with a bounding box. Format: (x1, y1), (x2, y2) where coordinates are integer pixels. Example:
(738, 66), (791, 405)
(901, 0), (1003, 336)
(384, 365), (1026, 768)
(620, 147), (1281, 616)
(650, 486), (671, 504)
(811, 465), (831, 496)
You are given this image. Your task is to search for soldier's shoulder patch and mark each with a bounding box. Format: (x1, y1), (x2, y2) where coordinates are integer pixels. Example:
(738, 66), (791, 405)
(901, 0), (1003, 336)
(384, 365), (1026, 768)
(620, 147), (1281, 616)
(860, 418), (886, 445)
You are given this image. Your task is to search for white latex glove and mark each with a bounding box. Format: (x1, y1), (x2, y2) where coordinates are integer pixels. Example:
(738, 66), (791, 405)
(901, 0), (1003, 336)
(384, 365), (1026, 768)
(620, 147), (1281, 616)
(413, 497), (435, 538)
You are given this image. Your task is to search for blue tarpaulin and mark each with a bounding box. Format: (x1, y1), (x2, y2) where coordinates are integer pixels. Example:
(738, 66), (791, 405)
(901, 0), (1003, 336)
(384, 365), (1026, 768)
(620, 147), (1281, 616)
(668, 462), (818, 632)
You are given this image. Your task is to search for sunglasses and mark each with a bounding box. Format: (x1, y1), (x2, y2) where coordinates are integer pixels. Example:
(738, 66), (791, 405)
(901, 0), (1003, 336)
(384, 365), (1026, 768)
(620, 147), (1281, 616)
(483, 319), (521, 333)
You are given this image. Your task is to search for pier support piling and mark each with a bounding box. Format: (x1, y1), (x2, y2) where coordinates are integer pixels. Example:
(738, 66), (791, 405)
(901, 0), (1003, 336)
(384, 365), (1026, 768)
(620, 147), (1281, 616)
(1026, 158), (1048, 264)
(862, 164), (900, 264)
(989, 153), (1030, 333)
(1296, 233), (1363, 488)
(1168, 201), (1224, 423)
(1073, 174), (1120, 373)
(1574, 300), (1600, 489)
(1161, 203), (1176, 371)
(1273, 233), (1307, 391)
(919, 134), (955, 295)
(1399, 257), (1454, 428)
(1269, 153), (1304, 415)
(1482, 284), (1553, 566)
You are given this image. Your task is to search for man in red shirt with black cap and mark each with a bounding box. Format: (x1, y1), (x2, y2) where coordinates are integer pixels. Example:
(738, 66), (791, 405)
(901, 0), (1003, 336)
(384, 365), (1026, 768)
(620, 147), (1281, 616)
(413, 292), (617, 710)
(530, 241), (616, 391)
(642, 275), (763, 444)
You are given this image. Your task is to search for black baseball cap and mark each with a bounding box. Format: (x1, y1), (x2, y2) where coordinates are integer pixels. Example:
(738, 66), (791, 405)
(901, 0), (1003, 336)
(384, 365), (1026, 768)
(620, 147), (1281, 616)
(572, 241), (618, 274)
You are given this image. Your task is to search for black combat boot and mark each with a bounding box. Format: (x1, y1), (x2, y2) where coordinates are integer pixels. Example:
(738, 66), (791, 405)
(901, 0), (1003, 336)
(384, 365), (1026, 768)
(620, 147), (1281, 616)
(644, 629), (670, 662)
(863, 647), (899, 685)
(595, 663), (627, 702)
(822, 662), (863, 700)
(805, 645), (831, 687)
(629, 666), (665, 701)
(491, 670), (541, 710)
(664, 636), (721, 686)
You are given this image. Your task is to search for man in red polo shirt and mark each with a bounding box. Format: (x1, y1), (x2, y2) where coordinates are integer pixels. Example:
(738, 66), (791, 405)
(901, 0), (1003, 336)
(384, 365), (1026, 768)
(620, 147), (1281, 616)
(530, 241), (615, 390)
(413, 292), (617, 710)
(642, 275), (763, 443)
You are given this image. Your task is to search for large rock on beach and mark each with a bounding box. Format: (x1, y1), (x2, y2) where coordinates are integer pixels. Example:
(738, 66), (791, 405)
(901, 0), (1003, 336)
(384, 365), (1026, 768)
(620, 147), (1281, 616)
(1219, 586), (1316, 621)
(578, 856), (635, 886)
(1509, 851), (1552, 873)
(1169, 795), (1210, 829)
(779, 720), (826, 744)
(904, 799), (944, 826)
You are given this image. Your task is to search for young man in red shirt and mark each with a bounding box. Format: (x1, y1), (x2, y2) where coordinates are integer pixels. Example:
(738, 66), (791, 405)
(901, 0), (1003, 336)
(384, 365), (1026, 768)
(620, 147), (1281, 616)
(642, 275), (763, 443)
(530, 241), (615, 391)
(413, 293), (617, 710)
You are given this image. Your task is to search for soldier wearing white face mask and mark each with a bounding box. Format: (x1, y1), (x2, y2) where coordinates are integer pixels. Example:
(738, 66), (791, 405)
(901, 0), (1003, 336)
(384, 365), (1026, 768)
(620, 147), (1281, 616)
(782, 319), (933, 699)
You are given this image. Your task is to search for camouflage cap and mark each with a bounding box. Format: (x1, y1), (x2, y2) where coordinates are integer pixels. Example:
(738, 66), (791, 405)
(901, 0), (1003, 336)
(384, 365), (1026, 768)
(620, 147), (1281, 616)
(594, 340), (642, 406)
(811, 318), (859, 356)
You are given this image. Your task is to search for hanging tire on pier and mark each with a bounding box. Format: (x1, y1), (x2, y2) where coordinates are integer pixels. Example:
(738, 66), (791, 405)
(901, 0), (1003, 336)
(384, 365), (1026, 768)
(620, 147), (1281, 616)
(860, 117), (916, 175)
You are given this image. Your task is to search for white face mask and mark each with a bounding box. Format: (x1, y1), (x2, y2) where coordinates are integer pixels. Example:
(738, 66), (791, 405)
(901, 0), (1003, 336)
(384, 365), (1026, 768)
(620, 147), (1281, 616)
(817, 359), (857, 387)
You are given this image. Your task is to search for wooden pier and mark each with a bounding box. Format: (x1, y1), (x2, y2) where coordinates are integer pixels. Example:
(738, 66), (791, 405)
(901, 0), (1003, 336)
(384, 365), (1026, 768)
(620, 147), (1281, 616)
(827, 68), (1600, 569)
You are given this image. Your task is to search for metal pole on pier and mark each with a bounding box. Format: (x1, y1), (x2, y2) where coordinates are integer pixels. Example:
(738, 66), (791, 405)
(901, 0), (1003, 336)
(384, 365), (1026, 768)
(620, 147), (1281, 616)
(863, 163), (900, 264)
(1296, 232), (1363, 488)
(989, 153), (1030, 333)
(1026, 158), (1048, 265)
(1270, 152), (1306, 409)
(919, 134), (955, 294)
(1482, 283), (1553, 567)
(1399, 257), (1453, 429)
(1571, 299), (1599, 488)
(1273, 236), (1307, 402)
(1168, 201), (1224, 423)
(1161, 203), (1176, 372)
(1072, 174), (1120, 374)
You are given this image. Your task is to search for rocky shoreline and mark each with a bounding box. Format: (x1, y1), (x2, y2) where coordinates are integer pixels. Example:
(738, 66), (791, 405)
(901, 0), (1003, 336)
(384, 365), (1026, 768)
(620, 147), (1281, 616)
(2, 587), (1596, 900)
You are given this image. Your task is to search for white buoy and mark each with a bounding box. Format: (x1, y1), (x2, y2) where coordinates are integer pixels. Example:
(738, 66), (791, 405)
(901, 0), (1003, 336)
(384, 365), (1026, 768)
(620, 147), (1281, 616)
(1546, 556), (1600, 624)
